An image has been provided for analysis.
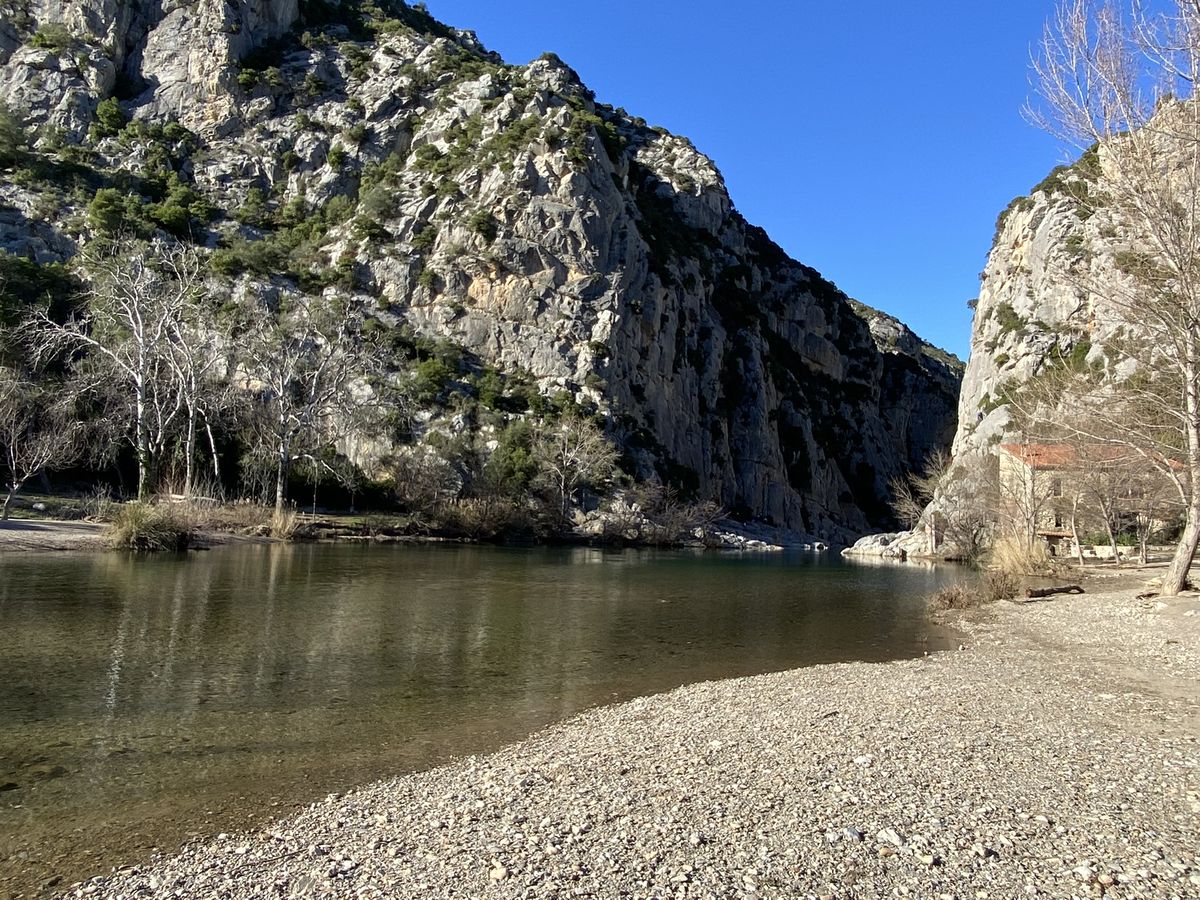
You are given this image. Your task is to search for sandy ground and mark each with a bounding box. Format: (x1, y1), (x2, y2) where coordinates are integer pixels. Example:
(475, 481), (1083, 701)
(0, 520), (107, 552)
(58, 583), (1199, 900)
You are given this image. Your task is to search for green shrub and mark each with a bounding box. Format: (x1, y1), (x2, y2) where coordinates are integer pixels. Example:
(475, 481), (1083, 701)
(993, 301), (1025, 334)
(467, 209), (498, 242)
(411, 143), (453, 175)
(88, 187), (143, 236)
(0, 251), (80, 328)
(481, 420), (538, 496)
(235, 187), (270, 227)
(28, 23), (73, 51)
(106, 503), (193, 551)
(326, 145), (347, 168)
(416, 267), (437, 290)
(92, 98), (128, 138)
(412, 355), (455, 403)
(303, 73), (328, 96)
(474, 367), (504, 408)
(410, 226), (437, 252)
(0, 104), (29, 168)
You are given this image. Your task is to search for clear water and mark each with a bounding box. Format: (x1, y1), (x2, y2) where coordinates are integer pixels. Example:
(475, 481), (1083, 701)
(0, 543), (964, 895)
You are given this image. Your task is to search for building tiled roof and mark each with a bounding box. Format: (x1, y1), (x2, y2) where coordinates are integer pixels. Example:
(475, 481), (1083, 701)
(998, 443), (1135, 468)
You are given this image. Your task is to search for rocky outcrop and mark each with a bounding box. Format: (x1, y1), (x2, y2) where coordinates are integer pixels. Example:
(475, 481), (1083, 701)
(0, 1), (302, 138)
(950, 163), (1099, 464)
(0, 1), (962, 542)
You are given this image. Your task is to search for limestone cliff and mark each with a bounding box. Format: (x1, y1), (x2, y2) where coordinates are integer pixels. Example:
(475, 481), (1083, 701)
(951, 155), (1102, 464)
(0, 0), (962, 541)
(848, 143), (1140, 559)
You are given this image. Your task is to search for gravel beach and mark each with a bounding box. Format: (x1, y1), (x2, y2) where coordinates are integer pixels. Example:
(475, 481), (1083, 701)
(71, 587), (1199, 899)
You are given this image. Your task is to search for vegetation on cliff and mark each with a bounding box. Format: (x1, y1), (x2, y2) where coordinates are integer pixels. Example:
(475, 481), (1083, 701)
(0, 0), (961, 542)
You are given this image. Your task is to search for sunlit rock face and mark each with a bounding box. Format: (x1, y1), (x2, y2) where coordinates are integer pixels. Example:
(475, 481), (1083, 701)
(0, 2), (962, 541)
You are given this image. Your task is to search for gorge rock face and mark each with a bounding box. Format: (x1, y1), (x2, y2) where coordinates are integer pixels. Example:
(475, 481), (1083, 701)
(950, 142), (1143, 468)
(1, 1), (301, 137)
(0, 1), (961, 542)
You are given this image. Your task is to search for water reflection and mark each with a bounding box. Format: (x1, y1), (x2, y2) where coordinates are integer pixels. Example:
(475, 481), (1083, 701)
(0, 544), (963, 894)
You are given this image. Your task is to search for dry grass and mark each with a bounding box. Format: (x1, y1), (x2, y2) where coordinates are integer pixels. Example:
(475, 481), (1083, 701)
(989, 534), (1054, 576)
(270, 508), (300, 539)
(106, 503), (193, 551)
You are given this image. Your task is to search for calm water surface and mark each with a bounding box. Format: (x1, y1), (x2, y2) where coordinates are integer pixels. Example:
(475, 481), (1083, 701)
(0, 543), (964, 895)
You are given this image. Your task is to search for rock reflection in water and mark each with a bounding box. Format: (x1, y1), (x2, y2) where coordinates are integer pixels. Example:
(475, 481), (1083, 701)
(0, 544), (963, 894)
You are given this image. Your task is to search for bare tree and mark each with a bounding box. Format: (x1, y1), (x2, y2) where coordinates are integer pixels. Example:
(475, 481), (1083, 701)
(1128, 465), (1185, 563)
(160, 250), (227, 497)
(237, 295), (382, 514)
(890, 449), (950, 530)
(924, 452), (998, 563)
(0, 368), (85, 519)
(533, 414), (619, 522)
(1026, 0), (1200, 593)
(26, 240), (198, 499)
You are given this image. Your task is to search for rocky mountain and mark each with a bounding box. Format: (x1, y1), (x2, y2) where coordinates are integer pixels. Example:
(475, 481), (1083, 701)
(846, 138), (1154, 559)
(0, 0), (962, 542)
(949, 152), (1102, 465)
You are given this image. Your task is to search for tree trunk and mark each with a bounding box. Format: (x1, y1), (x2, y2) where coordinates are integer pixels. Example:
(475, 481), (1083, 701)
(1103, 515), (1120, 566)
(275, 440), (290, 516)
(135, 372), (148, 500)
(1070, 497), (1084, 568)
(1, 485), (18, 521)
(204, 418), (221, 486)
(1164, 339), (1200, 595)
(1162, 498), (1200, 594)
(183, 408), (197, 498)
(275, 462), (287, 515)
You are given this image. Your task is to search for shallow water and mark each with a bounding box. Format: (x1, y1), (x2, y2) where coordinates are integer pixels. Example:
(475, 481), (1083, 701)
(0, 543), (964, 895)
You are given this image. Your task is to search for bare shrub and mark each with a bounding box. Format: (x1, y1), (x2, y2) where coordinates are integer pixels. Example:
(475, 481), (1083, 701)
(433, 497), (527, 539)
(388, 447), (462, 514)
(982, 570), (1021, 602)
(599, 483), (722, 545)
(194, 500), (275, 534)
(928, 584), (985, 611)
(80, 484), (118, 522)
(361, 513), (410, 537)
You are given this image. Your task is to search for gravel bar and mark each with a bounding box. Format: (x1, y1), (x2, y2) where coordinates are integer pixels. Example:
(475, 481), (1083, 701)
(73, 589), (1200, 899)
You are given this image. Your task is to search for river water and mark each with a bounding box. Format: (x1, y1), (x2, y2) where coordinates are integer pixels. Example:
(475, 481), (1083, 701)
(0, 543), (964, 895)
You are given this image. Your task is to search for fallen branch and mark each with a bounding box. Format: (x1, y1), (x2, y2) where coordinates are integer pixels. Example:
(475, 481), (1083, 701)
(1025, 584), (1085, 599)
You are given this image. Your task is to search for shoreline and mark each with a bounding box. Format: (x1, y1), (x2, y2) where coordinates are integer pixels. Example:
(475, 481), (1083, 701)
(0, 516), (804, 555)
(66, 587), (1199, 899)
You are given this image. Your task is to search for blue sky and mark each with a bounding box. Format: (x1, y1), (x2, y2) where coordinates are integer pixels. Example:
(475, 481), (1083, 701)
(424, 1), (1071, 358)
